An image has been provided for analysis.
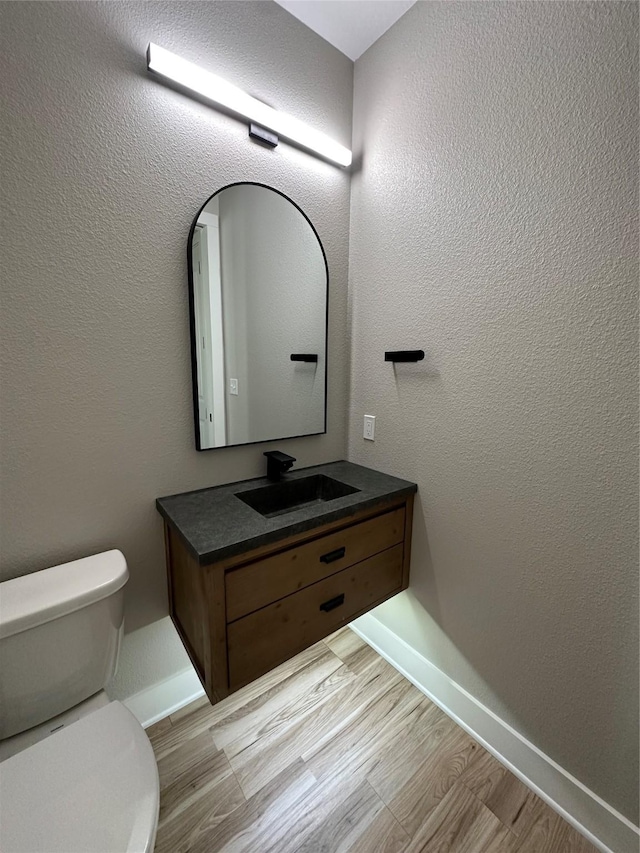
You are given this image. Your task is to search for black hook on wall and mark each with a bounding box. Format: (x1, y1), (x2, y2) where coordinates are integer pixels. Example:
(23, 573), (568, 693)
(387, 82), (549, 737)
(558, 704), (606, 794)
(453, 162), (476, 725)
(384, 350), (425, 363)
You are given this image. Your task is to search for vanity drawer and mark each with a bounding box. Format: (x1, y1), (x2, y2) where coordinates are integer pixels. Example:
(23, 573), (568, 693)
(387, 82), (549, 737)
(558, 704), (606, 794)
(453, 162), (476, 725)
(227, 543), (403, 689)
(225, 506), (405, 622)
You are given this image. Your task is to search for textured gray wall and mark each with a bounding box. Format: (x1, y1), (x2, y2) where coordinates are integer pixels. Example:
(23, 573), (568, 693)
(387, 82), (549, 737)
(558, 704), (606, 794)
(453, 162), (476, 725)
(0, 1), (352, 693)
(348, 1), (638, 822)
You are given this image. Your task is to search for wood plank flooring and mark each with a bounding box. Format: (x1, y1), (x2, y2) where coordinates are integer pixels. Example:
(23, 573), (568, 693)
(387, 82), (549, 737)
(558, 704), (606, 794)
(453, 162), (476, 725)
(148, 628), (597, 853)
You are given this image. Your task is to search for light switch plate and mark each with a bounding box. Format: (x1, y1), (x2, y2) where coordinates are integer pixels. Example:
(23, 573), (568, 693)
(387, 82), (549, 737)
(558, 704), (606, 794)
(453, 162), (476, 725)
(230, 378), (238, 396)
(363, 415), (375, 441)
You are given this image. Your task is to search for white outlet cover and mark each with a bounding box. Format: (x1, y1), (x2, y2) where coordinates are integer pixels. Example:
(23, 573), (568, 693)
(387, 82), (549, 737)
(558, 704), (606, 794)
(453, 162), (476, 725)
(364, 415), (375, 441)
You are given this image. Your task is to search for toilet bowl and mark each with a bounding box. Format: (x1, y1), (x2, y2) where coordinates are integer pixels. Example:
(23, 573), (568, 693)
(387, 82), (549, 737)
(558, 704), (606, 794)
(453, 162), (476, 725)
(0, 551), (159, 853)
(0, 701), (159, 853)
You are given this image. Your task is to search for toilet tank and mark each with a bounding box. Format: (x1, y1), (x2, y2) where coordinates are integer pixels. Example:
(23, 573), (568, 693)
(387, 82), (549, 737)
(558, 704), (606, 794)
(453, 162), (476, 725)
(0, 550), (128, 740)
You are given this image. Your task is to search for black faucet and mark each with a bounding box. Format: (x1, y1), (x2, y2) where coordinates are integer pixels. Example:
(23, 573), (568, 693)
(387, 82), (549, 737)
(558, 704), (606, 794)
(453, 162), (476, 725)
(264, 450), (296, 482)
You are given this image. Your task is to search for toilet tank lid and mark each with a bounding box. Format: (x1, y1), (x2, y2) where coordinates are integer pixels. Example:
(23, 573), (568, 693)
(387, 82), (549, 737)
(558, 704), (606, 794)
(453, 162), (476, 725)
(0, 550), (129, 639)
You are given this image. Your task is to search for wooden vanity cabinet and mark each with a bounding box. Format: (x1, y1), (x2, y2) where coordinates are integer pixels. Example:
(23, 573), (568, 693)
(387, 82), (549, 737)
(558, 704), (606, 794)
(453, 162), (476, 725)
(163, 494), (414, 703)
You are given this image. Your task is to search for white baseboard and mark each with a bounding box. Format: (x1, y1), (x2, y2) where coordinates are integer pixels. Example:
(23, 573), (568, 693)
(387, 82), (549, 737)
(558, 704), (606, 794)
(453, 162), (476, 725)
(123, 666), (205, 729)
(350, 613), (639, 853)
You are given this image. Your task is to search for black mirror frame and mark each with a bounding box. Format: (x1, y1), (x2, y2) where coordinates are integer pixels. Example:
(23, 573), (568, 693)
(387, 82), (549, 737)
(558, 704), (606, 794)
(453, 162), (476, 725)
(187, 182), (330, 451)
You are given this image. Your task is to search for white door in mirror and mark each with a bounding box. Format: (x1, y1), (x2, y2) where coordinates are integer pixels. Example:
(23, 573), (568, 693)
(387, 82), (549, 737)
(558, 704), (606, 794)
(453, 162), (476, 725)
(363, 415), (375, 441)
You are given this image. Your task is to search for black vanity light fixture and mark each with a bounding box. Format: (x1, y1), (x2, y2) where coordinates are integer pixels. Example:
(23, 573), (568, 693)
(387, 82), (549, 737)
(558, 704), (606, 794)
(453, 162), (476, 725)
(146, 43), (352, 168)
(384, 350), (425, 362)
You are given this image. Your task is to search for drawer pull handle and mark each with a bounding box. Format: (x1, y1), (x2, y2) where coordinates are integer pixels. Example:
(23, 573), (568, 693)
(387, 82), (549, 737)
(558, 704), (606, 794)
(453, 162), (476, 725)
(319, 593), (345, 613)
(320, 547), (346, 564)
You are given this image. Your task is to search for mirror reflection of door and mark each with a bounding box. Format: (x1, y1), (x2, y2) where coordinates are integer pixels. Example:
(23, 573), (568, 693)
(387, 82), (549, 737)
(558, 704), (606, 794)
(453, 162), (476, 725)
(191, 214), (227, 447)
(188, 183), (328, 451)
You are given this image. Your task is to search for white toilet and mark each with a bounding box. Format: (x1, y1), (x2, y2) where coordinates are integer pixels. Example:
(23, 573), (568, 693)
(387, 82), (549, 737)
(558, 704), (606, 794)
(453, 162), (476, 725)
(0, 550), (159, 853)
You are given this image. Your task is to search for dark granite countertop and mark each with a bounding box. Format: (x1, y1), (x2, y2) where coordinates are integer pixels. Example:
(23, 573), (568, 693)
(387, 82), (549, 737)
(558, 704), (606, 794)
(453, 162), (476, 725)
(156, 460), (417, 565)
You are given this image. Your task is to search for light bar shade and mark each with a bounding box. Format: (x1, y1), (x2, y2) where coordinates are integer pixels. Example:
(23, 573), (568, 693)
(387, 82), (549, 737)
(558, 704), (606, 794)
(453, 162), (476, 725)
(147, 43), (352, 168)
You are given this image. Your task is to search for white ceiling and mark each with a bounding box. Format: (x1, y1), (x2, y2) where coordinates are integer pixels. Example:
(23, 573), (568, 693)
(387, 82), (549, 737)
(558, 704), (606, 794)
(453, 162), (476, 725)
(274, 0), (417, 61)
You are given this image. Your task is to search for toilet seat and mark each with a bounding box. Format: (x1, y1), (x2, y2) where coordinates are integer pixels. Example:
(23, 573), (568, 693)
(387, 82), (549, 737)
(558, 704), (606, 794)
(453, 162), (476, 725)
(0, 701), (159, 853)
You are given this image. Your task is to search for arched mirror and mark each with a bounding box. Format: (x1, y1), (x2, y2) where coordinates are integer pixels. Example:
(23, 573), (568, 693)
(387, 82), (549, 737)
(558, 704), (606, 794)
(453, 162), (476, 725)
(188, 183), (328, 450)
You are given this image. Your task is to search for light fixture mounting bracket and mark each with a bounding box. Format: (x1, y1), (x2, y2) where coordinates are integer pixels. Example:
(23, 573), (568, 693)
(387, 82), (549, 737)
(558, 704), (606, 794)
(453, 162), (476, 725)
(249, 123), (279, 148)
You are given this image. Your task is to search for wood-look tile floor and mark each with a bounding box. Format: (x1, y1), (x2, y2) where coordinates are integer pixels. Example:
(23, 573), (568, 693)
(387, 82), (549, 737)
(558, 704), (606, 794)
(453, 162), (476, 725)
(148, 628), (598, 853)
